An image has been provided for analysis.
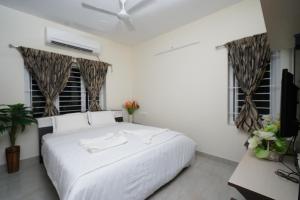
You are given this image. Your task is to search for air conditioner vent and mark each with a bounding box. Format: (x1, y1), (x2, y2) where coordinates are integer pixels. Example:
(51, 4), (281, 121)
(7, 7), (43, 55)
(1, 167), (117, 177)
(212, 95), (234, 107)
(50, 41), (94, 53)
(46, 27), (101, 55)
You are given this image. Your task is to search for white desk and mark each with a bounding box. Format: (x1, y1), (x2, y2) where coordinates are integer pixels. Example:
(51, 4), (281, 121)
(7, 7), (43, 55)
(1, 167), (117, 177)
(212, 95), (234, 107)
(229, 150), (299, 200)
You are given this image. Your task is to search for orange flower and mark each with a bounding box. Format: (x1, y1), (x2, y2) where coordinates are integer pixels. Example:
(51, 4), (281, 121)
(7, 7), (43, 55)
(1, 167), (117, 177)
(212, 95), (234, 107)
(123, 100), (140, 115)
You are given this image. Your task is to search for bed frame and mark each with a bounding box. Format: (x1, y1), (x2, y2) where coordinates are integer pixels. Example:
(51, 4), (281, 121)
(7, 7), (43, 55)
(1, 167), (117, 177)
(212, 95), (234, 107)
(37, 111), (124, 164)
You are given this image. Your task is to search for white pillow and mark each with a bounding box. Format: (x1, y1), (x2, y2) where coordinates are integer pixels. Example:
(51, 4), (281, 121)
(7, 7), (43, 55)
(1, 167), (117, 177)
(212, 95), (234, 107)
(87, 111), (116, 127)
(52, 113), (90, 134)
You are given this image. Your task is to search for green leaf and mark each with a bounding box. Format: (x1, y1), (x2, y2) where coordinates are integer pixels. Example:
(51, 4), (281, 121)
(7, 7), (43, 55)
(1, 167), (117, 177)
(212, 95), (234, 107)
(0, 103), (36, 146)
(255, 147), (270, 159)
(0, 125), (9, 135)
(274, 138), (288, 153)
(263, 124), (279, 134)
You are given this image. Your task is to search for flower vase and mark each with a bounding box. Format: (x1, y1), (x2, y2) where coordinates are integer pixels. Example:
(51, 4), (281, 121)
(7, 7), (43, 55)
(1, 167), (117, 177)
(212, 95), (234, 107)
(266, 151), (283, 162)
(128, 114), (133, 123)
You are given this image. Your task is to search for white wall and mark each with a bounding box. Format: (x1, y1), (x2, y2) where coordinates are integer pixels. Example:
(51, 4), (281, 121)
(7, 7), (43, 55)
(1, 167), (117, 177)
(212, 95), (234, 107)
(0, 5), (133, 165)
(132, 0), (267, 162)
(261, 0), (300, 49)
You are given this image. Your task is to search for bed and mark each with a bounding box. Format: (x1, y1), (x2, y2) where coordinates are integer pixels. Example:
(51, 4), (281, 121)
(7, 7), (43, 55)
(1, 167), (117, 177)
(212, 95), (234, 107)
(38, 112), (196, 200)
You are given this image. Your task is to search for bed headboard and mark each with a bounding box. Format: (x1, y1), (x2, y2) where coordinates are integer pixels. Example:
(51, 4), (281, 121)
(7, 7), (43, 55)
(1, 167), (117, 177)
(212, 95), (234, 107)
(37, 110), (123, 163)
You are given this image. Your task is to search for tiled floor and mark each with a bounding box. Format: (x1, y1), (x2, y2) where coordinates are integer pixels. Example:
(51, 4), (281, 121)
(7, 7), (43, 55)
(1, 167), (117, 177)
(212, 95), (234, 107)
(0, 153), (244, 200)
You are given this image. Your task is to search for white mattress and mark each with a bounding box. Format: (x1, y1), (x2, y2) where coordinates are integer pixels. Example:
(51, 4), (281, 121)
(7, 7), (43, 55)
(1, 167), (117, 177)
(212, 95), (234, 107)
(42, 123), (196, 200)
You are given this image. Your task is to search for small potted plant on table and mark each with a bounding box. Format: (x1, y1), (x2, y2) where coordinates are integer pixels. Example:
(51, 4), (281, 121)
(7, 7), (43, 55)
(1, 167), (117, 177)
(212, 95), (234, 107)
(248, 115), (287, 161)
(124, 100), (140, 123)
(0, 104), (36, 173)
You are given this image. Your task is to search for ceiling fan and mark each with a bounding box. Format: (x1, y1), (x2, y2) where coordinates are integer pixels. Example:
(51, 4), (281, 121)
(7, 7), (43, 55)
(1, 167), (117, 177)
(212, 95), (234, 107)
(82, 0), (154, 31)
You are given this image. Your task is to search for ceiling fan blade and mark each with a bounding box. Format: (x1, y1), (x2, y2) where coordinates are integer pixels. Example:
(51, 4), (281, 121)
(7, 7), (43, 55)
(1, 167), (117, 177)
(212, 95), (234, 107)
(127, 0), (155, 14)
(121, 18), (135, 31)
(82, 2), (118, 17)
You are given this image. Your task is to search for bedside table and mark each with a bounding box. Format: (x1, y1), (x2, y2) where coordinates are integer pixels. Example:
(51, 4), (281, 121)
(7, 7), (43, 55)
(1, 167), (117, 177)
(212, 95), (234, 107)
(111, 110), (123, 122)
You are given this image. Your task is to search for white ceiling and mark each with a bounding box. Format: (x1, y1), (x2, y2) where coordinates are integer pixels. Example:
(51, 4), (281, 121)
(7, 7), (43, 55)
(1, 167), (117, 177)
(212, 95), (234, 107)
(0, 0), (242, 45)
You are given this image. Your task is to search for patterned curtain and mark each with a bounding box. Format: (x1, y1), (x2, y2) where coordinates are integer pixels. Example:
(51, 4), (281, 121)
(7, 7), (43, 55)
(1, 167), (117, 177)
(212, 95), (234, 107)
(18, 47), (72, 116)
(225, 33), (271, 132)
(77, 58), (109, 111)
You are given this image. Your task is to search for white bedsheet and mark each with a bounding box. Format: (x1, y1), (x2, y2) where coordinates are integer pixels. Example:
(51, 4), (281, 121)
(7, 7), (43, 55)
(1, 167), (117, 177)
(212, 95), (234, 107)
(42, 123), (196, 200)
(121, 128), (168, 144)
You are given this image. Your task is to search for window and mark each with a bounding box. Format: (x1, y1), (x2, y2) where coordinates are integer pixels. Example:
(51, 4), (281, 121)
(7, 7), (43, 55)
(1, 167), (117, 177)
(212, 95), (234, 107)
(25, 65), (106, 118)
(59, 66), (85, 115)
(228, 50), (293, 124)
(31, 78), (46, 118)
(228, 60), (272, 124)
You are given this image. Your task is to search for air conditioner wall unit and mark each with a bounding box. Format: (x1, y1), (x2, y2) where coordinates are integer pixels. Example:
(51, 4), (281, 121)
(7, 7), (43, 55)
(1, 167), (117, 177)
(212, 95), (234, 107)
(46, 27), (101, 55)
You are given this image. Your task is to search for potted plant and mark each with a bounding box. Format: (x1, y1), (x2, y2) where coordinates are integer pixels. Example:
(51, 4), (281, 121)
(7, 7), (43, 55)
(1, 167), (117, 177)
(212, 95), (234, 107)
(247, 115), (287, 161)
(0, 104), (36, 173)
(124, 100), (140, 123)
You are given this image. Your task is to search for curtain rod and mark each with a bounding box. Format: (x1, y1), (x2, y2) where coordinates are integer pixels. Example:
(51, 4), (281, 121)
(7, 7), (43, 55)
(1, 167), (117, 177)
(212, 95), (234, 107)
(154, 41), (200, 56)
(215, 44), (225, 49)
(9, 44), (19, 48)
(8, 44), (113, 72)
(215, 33), (267, 50)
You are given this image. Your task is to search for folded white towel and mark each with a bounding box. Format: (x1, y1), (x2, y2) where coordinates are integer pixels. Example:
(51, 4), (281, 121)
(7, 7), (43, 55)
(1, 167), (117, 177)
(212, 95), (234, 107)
(122, 129), (168, 144)
(79, 133), (115, 146)
(79, 133), (128, 153)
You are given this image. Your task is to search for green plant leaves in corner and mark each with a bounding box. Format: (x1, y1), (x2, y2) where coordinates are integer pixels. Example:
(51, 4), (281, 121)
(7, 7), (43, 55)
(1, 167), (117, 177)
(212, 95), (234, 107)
(0, 103), (36, 146)
(255, 147), (269, 159)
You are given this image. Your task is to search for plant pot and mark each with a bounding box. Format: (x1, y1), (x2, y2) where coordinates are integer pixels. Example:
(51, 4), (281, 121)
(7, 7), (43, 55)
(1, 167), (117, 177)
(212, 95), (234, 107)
(6, 145), (20, 173)
(266, 151), (283, 162)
